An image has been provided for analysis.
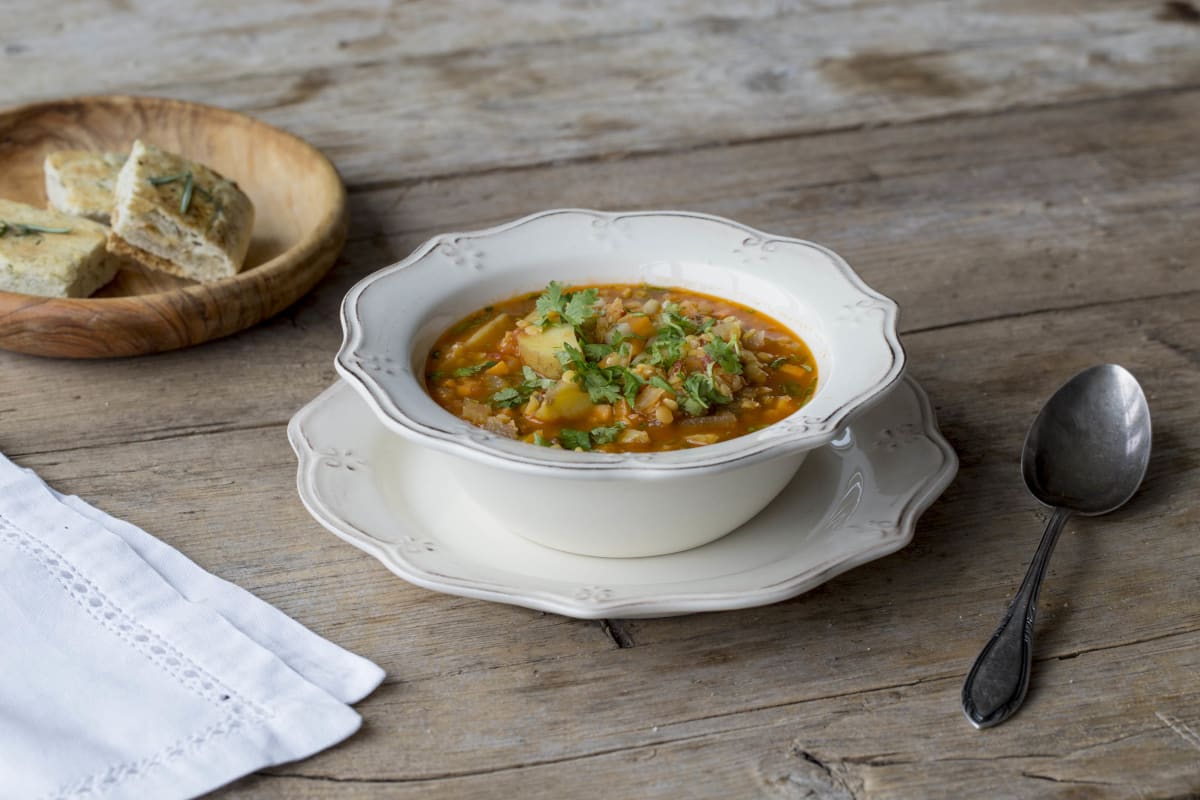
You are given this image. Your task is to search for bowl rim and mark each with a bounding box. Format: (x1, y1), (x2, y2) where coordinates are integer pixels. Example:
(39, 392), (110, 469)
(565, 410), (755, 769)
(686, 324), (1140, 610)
(336, 208), (906, 476)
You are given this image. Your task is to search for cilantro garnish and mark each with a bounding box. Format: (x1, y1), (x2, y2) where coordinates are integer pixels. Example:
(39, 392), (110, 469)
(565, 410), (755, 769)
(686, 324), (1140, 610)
(768, 356), (790, 369)
(533, 281), (599, 328)
(534, 282), (565, 323)
(490, 366), (554, 408)
(557, 343), (643, 405)
(523, 365), (555, 388)
(641, 325), (685, 369)
(704, 336), (743, 375)
(660, 303), (698, 336)
(589, 423), (626, 445)
(584, 342), (615, 361)
(680, 371), (732, 416)
(558, 423), (626, 451)
(451, 360), (496, 377)
(490, 387), (524, 407)
(532, 431), (550, 447)
(559, 428), (592, 451)
(648, 375), (675, 394)
(563, 288), (600, 327)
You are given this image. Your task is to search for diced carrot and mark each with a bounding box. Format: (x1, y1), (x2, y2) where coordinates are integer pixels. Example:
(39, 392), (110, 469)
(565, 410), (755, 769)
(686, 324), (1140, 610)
(455, 379), (483, 397)
(626, 314), (655, 338)
(777, 363), (813, 381)
(485, 360), (511, 377)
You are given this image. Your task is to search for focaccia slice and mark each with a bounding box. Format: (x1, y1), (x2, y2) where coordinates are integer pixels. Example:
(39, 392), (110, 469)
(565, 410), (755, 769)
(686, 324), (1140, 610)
(0, 198), (116, 297)
(109, 140), (255, 283)
(44, 150), (127, 223)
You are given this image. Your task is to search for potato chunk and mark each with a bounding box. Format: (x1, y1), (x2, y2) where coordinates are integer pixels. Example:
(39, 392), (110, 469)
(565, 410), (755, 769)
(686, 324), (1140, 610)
(532, 380), (592, 422)
(517, 323), (578, 378)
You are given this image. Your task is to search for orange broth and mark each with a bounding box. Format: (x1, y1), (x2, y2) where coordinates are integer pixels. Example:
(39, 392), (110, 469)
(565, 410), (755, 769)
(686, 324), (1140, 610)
(424, 283), (818, 452)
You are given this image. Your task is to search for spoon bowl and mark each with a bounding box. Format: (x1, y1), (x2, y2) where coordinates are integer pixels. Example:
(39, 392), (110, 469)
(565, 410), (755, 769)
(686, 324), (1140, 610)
(1021, 364), (1152, 516)
(962, 364), (1151, 729)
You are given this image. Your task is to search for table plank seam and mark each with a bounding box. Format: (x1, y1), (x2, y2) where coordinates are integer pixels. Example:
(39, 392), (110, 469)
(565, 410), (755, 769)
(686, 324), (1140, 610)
(903, 287), (1200, 338)
(4, 419), (288, 460)
(336, 81), (1200, 194)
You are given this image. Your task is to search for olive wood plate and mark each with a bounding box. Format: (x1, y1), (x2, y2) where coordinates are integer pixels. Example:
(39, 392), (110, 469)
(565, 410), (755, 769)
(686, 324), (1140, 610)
(0, 95), (347, 357)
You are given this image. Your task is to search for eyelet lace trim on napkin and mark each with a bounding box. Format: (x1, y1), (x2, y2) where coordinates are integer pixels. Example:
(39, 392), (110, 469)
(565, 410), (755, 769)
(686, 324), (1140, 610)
(47, 718), (248, 800)
(0, 513), (273, 797)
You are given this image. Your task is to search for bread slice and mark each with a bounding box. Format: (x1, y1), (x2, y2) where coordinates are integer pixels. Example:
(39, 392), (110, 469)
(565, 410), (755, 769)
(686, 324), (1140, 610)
(109, 140), (255, 283)
(0, 198), (116, 297)
(44, 150), (126, 223)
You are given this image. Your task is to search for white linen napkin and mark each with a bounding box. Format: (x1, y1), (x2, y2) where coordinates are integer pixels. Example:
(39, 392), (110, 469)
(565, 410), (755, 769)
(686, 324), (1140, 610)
(0, 452), (385, 800)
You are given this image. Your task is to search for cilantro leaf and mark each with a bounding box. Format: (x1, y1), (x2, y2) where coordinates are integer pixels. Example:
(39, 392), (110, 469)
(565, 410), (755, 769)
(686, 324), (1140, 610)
(557, 341), (590, 372)
(680, 371), (732, 416)
(522, 365), (555, 389)
(617, 367), (644, 406)
(705, 336), (743, 375)
(584, 341), (616, 361)
(559, 428), (592, 451)
(642, 326), (685, 369)
(490, 387), (524, 407)
(452, 360), (496, 377)
(562, 287), (599, 328)
(648, 376), (675, 394)
(532, 431), (550, 447)
(558, 342), (642, 405)
(660, 302), (698, 336)
(589, 423), (626, 445)
(533, 282), (599, 329)
(492, 367), (555, 408)
(533, 281), (566, 325)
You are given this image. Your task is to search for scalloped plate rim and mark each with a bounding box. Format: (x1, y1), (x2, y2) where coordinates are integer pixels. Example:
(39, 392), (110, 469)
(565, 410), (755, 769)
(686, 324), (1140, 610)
(288, 375), (957, 619)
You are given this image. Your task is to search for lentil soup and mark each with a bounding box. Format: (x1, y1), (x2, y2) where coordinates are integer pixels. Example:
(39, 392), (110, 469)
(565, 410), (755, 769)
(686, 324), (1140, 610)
(425, 282), (818, 452)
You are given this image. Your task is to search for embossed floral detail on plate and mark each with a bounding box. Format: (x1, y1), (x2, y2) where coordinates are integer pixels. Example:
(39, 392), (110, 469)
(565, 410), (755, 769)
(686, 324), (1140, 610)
(732, 235), (784, 266)
(872, 423), (923, 452)
(759, 414), (825, 439)
(574, 585), (615, 602)
(398, 535), (437, 554)
(436, 237), (486, 271)
(835, 299), (888, 327)
(587, 215), (635, 250)
(318, 448), (367, 471)
(354, 353), (398, 376)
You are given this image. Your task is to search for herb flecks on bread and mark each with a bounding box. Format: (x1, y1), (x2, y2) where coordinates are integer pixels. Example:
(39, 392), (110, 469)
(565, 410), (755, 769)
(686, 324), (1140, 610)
(0, 198), (116, 297)
(109, 140), (255, 284)
(44, 150), (127, 223)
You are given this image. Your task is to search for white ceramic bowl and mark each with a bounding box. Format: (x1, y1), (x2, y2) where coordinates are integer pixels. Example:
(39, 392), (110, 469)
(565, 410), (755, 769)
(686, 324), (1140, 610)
(336, 209), (905, 558)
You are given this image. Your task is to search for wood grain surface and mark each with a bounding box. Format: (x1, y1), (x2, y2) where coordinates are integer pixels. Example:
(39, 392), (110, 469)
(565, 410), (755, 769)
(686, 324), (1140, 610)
(1, 1), (1198, 798)
(0, 96), (347, 357)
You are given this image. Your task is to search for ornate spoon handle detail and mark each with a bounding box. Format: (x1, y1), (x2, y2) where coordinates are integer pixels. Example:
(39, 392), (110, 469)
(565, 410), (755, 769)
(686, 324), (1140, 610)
(962, 506), (1072, 728)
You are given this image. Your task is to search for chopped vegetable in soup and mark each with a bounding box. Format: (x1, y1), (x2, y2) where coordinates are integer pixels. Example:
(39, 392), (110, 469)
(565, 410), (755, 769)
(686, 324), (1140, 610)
(425, 282), (818, 452)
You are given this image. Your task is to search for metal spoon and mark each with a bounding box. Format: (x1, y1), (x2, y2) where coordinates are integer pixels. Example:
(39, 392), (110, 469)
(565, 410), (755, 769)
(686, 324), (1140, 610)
(961, 364), (1151, 729)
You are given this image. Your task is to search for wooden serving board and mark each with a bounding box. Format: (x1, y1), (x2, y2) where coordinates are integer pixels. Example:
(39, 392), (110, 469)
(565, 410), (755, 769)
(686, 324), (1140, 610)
(0, 95), (347, 357)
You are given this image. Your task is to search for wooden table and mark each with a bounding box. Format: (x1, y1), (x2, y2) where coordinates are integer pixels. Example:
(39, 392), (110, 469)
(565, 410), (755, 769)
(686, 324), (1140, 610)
(3, 2), (1199, 797)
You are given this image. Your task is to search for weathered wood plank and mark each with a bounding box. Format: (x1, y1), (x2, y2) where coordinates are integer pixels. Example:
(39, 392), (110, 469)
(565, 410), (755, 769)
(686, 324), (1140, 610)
(218, 635), (1200, 798)
(2, 2), (1199, 182)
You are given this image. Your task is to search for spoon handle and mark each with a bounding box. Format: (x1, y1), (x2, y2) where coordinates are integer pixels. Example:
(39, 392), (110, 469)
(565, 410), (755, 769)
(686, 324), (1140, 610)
(962, 506), (1072, 728)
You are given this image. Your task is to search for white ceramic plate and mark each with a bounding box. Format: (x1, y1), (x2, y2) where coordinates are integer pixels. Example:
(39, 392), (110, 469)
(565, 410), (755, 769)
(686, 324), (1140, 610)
(288, 376), (957, 619)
